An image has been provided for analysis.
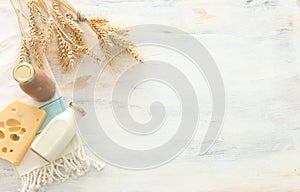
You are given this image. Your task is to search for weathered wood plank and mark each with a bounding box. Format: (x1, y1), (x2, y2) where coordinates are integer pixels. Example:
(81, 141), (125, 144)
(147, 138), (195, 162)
(0, 0), (300, 191)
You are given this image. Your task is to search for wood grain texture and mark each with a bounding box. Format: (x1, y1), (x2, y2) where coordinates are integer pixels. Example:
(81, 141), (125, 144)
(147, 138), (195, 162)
(0, 0), (300, 191)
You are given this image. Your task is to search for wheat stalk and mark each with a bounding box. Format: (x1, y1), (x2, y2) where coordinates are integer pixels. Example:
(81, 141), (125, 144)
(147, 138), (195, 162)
(13, 0), (142, 72)
(126, 47), (142, 63)
(29, 1), (47, 24)
(64, 16), (85, 46)
(18, 38), (31, 64)
(52, 0), (66, 27)
(27, 3), (46, 68)
(56, 27), (77, 71)
(46, 17), (55, 44)
(85, 17), (143, 63)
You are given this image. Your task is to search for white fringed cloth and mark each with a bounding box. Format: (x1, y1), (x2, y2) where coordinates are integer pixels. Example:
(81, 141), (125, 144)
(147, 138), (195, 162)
(19, 138), (102, 192)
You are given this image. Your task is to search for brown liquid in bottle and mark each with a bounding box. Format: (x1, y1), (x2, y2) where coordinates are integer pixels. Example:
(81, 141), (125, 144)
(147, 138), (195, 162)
(13, 63), (56, 102)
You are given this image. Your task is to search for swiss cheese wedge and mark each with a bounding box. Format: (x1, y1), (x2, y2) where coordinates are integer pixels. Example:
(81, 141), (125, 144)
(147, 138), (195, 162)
(0, 101), (46, 165)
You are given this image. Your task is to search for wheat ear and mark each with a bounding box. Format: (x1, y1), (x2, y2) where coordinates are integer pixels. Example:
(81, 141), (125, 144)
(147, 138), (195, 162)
(18, 39), (31, 64)
(27, 2), (46, 68)
(85, 17), (143, 63)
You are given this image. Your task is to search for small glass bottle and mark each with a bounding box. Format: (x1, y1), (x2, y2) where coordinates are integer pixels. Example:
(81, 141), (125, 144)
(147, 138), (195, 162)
(13, 62), (56, 102)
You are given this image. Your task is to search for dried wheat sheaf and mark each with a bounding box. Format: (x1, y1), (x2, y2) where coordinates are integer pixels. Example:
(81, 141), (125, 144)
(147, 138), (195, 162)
(14, 0), (142, 71)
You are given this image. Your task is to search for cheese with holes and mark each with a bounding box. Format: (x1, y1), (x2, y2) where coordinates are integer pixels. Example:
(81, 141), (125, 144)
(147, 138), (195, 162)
(0, 101), (46, 165)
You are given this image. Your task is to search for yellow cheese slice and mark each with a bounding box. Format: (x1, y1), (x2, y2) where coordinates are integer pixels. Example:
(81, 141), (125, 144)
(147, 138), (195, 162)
(0, 101), (46, 165)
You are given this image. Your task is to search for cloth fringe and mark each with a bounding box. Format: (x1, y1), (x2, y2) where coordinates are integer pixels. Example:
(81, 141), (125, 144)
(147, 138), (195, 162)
(18, 144), (103, 192)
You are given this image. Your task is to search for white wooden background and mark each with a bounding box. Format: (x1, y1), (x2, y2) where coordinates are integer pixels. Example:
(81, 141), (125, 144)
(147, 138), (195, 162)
(1, 0), (300, 191)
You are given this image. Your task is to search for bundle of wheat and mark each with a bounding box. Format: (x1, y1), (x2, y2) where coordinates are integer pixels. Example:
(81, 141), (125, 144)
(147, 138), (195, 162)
(10, 0), (142, 71)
